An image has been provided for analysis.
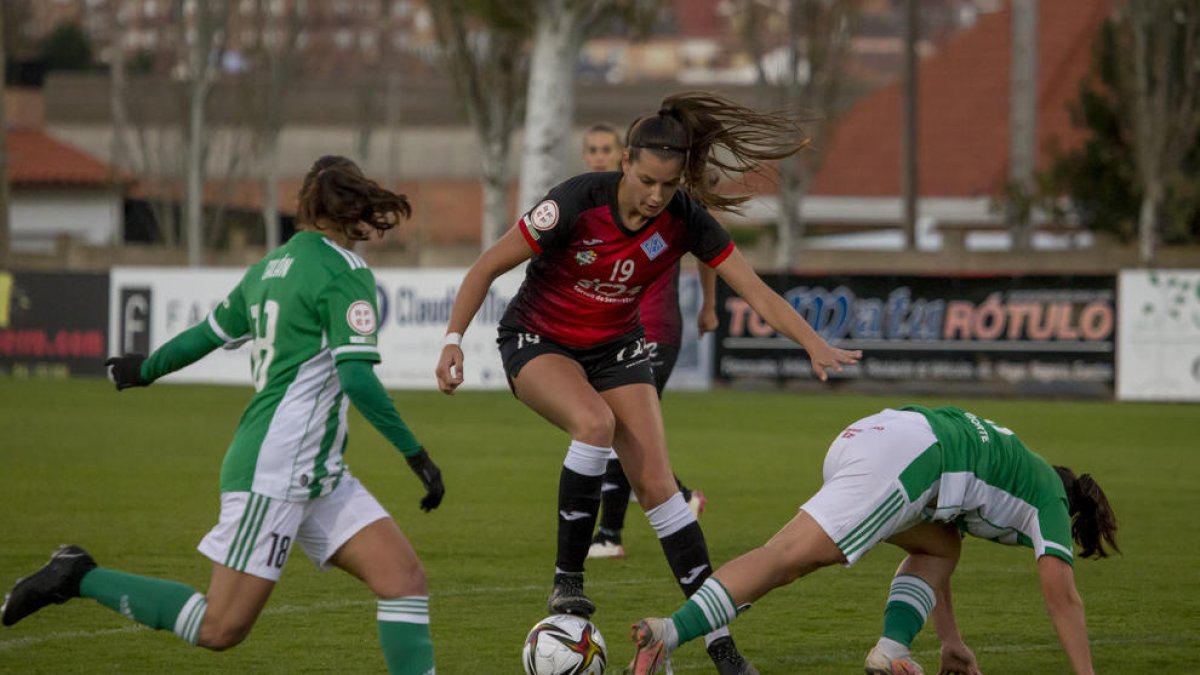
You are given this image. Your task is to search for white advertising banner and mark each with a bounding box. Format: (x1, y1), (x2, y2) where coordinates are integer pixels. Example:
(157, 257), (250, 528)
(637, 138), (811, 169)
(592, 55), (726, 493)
(109, 267), (525, 390)
(1117, 269), (1200, 401)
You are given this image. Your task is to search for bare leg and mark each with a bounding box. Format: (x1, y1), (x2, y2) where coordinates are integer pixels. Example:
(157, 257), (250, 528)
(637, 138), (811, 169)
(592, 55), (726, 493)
(196, 564), (275, 650)
(331, 517), (434, 675)
(714, 509), (846, 606)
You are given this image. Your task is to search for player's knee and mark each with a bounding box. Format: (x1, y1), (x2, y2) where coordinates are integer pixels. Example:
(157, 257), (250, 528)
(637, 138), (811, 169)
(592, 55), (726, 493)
(197, 614), (255, 651)
(371, 557), (427, 598)
(572, 409), (616, 447)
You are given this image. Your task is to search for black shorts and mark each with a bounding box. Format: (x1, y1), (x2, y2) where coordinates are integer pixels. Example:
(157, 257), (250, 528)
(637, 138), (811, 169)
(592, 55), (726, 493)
(647, 341), (680, 397)
(497, 326), (656, 394)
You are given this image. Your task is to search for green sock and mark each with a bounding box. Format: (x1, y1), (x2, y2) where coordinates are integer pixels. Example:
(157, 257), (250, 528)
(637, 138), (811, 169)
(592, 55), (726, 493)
(670, 577), (738, 646)
(79, 568), (207, 645)
(881, 574), (935, 646)
(377, 597), (435, 675)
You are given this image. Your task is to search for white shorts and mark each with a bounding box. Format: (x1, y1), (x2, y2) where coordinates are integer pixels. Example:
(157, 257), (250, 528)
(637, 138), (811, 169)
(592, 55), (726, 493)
(197, 473), (390, 581)
(800, 409), (939, 566)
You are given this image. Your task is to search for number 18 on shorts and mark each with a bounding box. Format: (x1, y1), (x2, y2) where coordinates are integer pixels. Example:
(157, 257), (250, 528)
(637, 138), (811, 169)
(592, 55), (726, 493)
(197, 475), (389, 581)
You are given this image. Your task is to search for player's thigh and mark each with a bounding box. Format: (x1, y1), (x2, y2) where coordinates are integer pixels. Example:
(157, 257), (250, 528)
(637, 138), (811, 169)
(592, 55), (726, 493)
(330, 517), (425, 599)
(601, 383), (674, 507)
(199, 563), (276, 649)
(195, 492), (299, 647)
(513, 353), (615, 442)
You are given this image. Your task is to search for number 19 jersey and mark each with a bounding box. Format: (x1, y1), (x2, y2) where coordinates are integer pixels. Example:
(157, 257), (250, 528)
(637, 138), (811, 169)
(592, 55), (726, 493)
(201, 231), (382, 502)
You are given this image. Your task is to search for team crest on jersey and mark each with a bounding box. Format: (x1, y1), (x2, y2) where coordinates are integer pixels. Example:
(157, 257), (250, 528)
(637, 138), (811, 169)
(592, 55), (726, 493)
(529, 200), (560, 231)
(575, 249), (597, 266)
(640, 232), (668, 260)
(346, 301), (377, 335)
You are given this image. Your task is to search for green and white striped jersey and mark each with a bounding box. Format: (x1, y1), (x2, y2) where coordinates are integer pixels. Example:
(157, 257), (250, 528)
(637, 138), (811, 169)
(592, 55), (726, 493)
(899, 405), (1074, 564)
(201, 231), (382, 501)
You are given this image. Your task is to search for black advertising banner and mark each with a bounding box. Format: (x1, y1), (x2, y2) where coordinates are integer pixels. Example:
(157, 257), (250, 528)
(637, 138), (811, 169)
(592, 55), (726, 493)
(0, 271), (110, 377)
(715, 274), (1116, 397)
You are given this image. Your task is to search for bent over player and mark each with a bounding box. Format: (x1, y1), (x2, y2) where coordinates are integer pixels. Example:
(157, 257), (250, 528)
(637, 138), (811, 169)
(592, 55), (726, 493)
(628, 405), (1119, 675)
(436, 92), (860, 675)
(2, 156), (445, 675)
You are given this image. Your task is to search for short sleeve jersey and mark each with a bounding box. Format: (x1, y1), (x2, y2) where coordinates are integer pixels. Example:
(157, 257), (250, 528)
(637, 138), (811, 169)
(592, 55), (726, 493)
(203, 231), (382, 502)
(900, 405), (1075, 565)
(504, 172), (734, 347)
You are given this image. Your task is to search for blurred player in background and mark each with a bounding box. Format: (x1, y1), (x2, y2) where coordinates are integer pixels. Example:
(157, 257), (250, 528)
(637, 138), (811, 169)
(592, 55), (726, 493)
(2, 156), (445, 675)
(437, 92), (860, 675)
(580, 123), (715, 561)
(628, 405), (1119, 675)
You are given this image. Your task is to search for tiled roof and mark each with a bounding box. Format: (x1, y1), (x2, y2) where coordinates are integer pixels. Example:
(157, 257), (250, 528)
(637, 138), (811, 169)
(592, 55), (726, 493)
(7, 128), (120, 186)
(807, 0), (1111, 198)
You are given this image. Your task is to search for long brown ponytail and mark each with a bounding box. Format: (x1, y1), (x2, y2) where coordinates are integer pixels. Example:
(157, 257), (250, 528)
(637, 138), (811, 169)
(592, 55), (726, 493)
(296, 155), (412, 242)
(624, 91), (810, 212)
(1054, 465), (1120, 559)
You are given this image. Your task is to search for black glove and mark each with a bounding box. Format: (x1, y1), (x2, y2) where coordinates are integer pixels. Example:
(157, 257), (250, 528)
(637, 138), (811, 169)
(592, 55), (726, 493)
(104, 353), (150, 390)
(405, 447), (445, 512)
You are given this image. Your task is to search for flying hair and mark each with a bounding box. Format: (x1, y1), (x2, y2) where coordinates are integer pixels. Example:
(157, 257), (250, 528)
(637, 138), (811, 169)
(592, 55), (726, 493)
(297, 155), (412, 242)
(625, 91), (810, 212)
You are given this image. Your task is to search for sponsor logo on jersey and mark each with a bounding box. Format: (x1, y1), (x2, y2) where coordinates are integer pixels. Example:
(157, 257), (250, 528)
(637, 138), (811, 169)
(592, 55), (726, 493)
(529, 200), (560, 231)
(581, 238), (605, 245)
(346, 301), (377, 335)
(640, 232), (668, 260)
(575, 249), (597, 266)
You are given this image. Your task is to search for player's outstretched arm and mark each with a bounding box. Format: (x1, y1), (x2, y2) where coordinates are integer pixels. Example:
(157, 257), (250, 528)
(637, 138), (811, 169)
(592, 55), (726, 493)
(697, 262), (719, 336)
(713, 248), (861, 381)
(338, 359), (445, 511)
(1037, 555), (1094, 675)
(436, 226), (532, 394)
(105, 323), (224, 390)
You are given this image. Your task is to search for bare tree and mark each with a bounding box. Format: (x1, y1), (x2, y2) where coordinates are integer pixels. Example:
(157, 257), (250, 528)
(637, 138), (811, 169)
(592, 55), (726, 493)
(516, 0), (656, 213)
(1118, 0), (1200, 264)
(247, 0), (306, 249)
(432, 0), (530, 248)
(176, 0), (231, 266)
(738, 0), (859, 269)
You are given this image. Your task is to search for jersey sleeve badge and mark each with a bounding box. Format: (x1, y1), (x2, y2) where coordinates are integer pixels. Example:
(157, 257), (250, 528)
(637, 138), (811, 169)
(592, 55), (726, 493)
(346, 301), (377, 335)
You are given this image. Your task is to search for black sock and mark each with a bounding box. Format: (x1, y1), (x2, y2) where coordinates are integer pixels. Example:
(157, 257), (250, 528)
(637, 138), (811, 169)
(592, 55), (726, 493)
(659, 521), (713, 596)
(597, 459), (630, 540)
(556, 466), (603, 573)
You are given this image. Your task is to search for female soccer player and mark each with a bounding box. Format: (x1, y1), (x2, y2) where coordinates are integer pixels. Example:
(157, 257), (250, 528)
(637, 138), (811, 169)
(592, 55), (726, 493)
(436, 92), (861, 675)
(580, 123), (714, 561)
(628, 405), (1119, 675)
(2, 156), (445, 675)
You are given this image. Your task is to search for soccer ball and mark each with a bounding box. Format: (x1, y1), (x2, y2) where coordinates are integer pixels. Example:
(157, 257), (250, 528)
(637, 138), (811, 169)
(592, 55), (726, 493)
(522, 613), (608, 675)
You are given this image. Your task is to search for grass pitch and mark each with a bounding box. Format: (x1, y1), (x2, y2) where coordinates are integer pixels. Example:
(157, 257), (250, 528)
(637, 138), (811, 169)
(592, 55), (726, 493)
(0, 378), (1196, 673)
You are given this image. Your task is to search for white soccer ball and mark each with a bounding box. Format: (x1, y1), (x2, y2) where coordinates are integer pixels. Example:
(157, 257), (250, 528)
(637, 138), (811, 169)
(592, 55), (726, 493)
(522, 613), (608, 675)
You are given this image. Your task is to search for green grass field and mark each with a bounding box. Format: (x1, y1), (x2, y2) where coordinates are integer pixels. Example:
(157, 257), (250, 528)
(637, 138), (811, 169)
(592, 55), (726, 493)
(1, 378), (1197, 673)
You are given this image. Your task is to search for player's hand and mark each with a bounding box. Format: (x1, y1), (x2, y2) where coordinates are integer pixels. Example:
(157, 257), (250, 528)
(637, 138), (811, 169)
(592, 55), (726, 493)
(939, 639), (982, 675)
(697, 307), (718, 336)
(805, 339), (861, 382)
(435, 345), (465, 395)
(405, 447), (445, 512)
(104, 353), (150, 390)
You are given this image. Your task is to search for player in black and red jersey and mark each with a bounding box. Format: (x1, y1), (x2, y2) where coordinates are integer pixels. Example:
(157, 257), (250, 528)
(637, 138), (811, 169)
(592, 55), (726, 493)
(436, 92), (860, 675)
(581, 123), (714, 561)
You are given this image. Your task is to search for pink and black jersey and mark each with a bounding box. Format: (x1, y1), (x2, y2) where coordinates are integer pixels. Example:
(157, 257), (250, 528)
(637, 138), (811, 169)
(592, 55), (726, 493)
(639, 261), (682, 347)
(505, 172), (733, 347)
